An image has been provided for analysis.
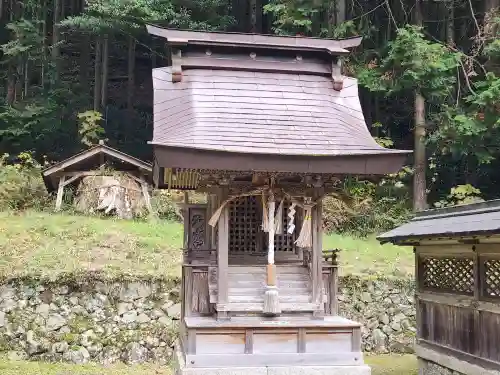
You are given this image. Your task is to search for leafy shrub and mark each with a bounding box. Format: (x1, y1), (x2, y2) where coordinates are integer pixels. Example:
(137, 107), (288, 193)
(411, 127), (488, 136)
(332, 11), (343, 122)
(151, 190), (182, 221)
(434, 184), (484, 208)
(323, 178), (412, 237)
(151, 190), (208, 221)
(0, 152), (50, 210)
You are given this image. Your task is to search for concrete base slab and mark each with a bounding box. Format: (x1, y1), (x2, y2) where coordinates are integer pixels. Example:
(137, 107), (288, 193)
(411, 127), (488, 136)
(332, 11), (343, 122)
(173, 342), (371, 375)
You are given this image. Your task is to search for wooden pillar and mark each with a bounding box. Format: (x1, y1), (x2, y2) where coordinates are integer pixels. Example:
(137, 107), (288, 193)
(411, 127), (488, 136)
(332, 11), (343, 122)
(55, 175), (66, 211)
(217, 188), (230, 320)
(209, 194), (217, 250)
(312, 193), (324, 318)
(330, 266), (338, 315)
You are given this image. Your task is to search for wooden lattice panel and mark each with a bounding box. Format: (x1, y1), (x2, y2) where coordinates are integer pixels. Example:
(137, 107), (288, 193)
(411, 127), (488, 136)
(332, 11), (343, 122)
(419, 256), (474, 295)
(274, 200), (296, 252)
(229, 196), (259, 254)
(483, 258), (500, 299)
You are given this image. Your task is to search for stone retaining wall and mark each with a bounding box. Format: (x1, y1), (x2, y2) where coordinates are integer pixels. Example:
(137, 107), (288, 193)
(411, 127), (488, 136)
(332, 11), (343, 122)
(419, 359), (465, 375)
(338, 275), (416, 353)
(0, 275), (415, 364)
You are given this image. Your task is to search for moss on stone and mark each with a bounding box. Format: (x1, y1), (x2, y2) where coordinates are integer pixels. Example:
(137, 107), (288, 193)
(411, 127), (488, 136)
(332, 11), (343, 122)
(61, 333), (79, 345)
(67, 316), (94, 334)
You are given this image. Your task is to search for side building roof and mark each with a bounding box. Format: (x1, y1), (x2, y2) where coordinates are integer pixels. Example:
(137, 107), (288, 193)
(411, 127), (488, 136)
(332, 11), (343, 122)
(378, 200), (500, 245)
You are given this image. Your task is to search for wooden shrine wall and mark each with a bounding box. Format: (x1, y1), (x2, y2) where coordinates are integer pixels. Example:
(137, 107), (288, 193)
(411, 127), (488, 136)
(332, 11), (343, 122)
(415, 244), (500, 368)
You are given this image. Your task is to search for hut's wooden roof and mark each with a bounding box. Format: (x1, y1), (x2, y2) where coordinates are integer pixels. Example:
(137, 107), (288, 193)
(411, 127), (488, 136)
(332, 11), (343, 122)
(147, 27), (410, 175)
(378, 200), (500, 244)
(42, 144), (152, 192)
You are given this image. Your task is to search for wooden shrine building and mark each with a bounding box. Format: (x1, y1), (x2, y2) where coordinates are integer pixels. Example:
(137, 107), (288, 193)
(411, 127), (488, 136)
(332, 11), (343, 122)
(379, 201), (500, 375)
(147, 27), (410, 375)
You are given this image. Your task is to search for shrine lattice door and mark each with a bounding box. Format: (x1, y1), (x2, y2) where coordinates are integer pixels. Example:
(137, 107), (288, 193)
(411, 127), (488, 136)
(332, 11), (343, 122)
(228, 196), (297, 258)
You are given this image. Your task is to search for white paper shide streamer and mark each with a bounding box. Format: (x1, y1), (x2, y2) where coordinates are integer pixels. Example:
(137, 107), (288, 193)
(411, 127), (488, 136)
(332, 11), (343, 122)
(287, 201), (297, 234)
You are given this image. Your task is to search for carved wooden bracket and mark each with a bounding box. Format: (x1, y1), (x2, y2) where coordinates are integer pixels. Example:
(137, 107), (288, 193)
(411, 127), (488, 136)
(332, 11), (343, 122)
(171, 49), (183, 83)
(332, 58), (343, 91)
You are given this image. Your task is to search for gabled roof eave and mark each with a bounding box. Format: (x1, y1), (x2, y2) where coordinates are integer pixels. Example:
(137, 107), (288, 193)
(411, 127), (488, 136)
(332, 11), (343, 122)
(42, 144), (152, 177)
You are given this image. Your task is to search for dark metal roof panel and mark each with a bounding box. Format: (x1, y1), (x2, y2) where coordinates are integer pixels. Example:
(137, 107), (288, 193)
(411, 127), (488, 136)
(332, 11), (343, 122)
(378, 200), (500, 243)
(152, 67), (410, 157)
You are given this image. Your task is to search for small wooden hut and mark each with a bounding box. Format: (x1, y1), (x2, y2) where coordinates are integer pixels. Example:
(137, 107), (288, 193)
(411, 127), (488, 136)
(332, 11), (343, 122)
(146, 27), (410, 375)
(42, 142), (153, 215)
(379, 201), (500, 375)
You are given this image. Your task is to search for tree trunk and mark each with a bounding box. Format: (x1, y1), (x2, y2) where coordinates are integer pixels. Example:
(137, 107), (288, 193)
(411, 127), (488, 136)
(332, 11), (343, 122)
(255, 0), (263, 33)
(249, 0), (256, 32)
(6, 64), (15, 105)
(413, 91), (427, 211)
(446, 1), (454, 46)
(127, 36), (136, 111)
(100, 34), (109, 110)
(413, 0), (427, 211)
(52, 0), (61, 81)
(93, 36), (102, 111)
(40, 0), (48, 86)
(5, 0), (18, 104)
(335, 0), (346, 25)
(23, 58), (28, 98)
(80, 33), (90, 101)
(485, 0), (500, 10)
(484, 0), (499, 74)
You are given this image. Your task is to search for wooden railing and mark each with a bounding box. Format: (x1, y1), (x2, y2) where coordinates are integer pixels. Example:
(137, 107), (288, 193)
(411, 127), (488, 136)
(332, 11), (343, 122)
(303, 248), (340, 315)
(322, 249), (340, 315)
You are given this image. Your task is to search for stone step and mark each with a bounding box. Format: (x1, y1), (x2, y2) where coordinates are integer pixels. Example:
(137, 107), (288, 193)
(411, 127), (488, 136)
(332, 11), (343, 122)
(228, 266), (308, 274)
(228, 287), (310, 295)
(228, 280), (310, 289)
(228, 294), (311, 303)
(228, 274), (310, 282)
(226, 302), (321, 312)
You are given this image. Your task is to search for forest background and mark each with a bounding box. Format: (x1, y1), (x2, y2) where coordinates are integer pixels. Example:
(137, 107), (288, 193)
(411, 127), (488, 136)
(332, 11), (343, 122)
(0, 0), (499, 235)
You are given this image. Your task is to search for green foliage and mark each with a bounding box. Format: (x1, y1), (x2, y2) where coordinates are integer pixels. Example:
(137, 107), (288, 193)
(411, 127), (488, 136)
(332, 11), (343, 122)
(323, 178), (412, 237)
(1, 19), (44, 62)
(483, 10), (500, 59)
(358, 25), (460, 101)
(434, 184), (484, 208)
(428, 11), (498, 166)
(0, 153), (50, 211)
(372, 122), (394, 148)
(78, 110), (105, 146)
(150, 191), (182, 221)
(263, 0), (318, 35)
(62, 0), (234, 34)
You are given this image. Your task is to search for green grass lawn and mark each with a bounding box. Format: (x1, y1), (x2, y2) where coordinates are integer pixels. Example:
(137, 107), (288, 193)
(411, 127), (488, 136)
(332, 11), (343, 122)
(367, 354), (418, 374)
(324, 233), (413, 277)
(0, 211), (183, 280)
(0, 355), (417, 375)
(0, 211), (412, 280)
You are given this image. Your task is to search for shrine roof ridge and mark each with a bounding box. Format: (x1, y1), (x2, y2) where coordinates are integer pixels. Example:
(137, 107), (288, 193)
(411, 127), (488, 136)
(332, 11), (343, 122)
(146, 25), (362, 55)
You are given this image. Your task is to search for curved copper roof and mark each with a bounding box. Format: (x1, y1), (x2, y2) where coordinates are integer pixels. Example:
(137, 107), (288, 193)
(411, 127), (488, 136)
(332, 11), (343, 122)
(151, 67), (407, 157)
(147, 27), (410, 175)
